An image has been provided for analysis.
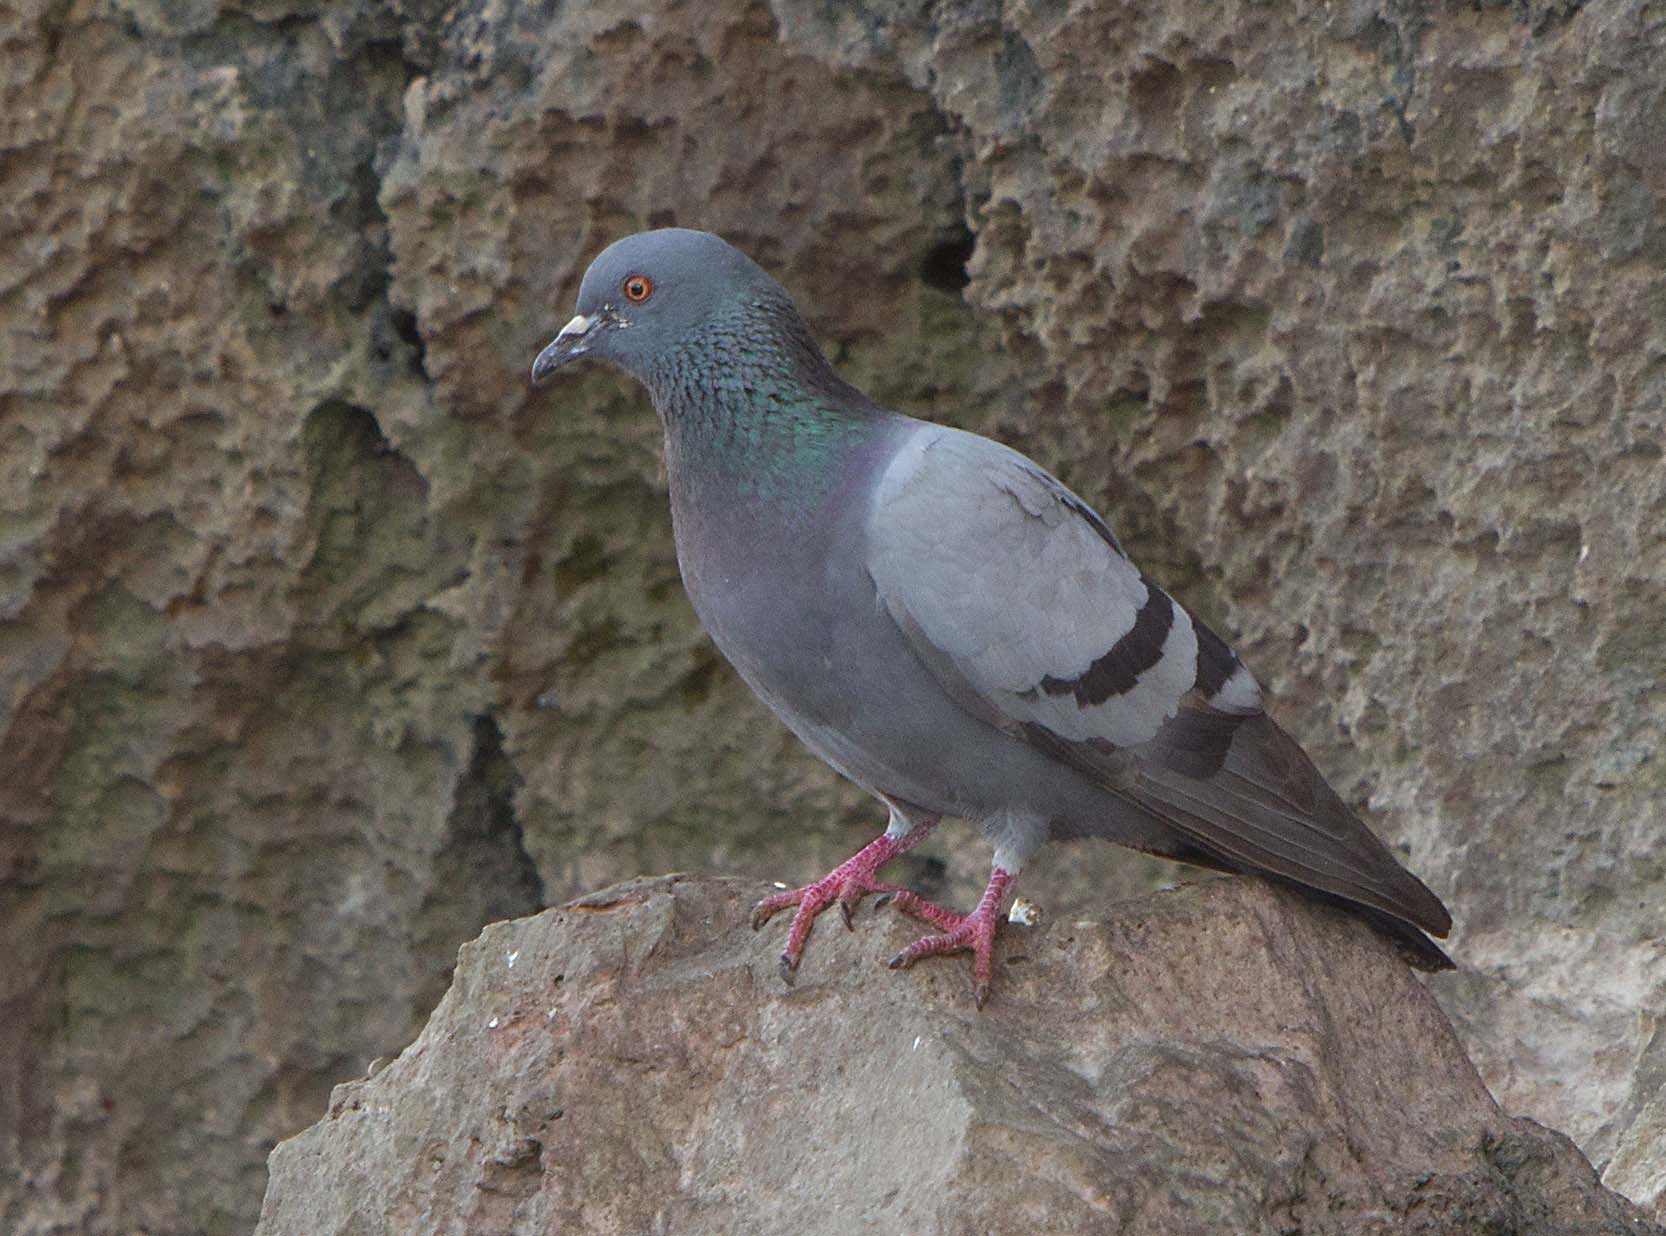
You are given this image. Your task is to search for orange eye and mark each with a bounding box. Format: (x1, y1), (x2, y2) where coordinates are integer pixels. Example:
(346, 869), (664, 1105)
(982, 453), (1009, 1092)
(622, 274), (653, 303)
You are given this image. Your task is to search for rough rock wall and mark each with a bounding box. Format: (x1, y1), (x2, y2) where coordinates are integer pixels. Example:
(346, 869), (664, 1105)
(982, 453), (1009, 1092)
(2, 0), (1663, 1232)
(1, 5), (546, 1232)
(255, 875), (1662, 1236)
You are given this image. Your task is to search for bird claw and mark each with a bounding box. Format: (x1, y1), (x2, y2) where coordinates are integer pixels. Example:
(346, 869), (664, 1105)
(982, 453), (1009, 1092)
(884, 922), (997, 1005)
(885, 889), (966, 932)
(837, 892), (864, 931)
(750, 878), (883, 947)
(748, 823), (940, 985)
(880, 867), (1015, 1007)
(778, 953), (798, 986)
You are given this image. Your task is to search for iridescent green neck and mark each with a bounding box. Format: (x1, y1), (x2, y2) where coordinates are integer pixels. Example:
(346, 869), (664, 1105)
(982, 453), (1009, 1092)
(644, 305), (887, 506)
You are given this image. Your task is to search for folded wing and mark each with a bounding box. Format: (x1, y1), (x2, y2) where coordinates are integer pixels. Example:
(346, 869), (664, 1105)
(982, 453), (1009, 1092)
(865, 423), (1450, 955)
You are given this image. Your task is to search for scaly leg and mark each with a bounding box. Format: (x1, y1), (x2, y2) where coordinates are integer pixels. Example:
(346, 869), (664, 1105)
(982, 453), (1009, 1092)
(751, 810), (939, 983)
(887, 866), (1016, 1009)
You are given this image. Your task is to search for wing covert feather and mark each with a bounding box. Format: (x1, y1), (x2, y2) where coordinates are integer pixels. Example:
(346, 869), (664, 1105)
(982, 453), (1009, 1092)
(863, 422), (1451, 949)
(866, 424), (1203, 750)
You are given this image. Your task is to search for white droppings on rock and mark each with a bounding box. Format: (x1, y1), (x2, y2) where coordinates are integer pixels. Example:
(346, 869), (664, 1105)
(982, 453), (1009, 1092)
(1007, 898), (1041, 927)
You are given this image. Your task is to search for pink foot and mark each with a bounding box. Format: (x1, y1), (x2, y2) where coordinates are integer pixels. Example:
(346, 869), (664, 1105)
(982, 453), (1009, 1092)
(886, 868), (1016, 1009)
(751, 819), (937, 983)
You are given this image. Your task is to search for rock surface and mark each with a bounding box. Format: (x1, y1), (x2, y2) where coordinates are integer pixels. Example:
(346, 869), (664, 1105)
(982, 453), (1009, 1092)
(256, 874), (1657, 1236)
(4, 0), (1665, 1231)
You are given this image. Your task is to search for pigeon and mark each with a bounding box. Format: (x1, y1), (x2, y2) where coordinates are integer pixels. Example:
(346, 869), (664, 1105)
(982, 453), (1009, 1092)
(532, 228), (1453, 1005)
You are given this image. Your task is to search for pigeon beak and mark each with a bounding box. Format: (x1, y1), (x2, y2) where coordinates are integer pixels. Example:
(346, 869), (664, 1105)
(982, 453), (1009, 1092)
(531, 313), (598, 385)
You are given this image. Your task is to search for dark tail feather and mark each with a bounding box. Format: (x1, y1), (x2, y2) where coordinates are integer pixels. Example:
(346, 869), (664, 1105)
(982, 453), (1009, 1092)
(1130, 713), (1452, 937)
(1106, 809), (1455, 972)
(1017, 703), (1455, 965)
(1260, 875), (1456, 971)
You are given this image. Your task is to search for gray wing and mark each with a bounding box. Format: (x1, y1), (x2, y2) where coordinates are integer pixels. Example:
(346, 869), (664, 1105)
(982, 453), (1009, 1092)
(865, 423), (1451, 945)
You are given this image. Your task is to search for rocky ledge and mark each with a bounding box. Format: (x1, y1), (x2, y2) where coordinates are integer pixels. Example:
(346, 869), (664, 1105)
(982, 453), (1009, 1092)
(256, 875), (1657, 1235)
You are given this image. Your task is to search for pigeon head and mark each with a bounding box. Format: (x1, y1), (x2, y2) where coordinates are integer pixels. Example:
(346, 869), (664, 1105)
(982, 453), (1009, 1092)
(531, 228), (794, 386)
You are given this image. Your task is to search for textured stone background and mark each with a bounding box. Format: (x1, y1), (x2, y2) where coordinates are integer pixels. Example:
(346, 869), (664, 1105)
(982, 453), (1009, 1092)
(2, 0), (1663, 1232)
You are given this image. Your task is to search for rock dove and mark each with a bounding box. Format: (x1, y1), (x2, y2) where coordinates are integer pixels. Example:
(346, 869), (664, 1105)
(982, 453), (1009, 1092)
(532, 228), (1453, 1005)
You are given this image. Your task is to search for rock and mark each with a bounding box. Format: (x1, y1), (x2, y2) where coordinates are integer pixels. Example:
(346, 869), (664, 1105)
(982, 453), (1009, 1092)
(6, 0), (1666, 1230)
(256, 875), (1656, 1236)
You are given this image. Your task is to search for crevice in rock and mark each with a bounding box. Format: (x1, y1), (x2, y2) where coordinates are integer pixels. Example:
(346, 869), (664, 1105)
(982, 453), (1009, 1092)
(177, 12), (430, 384)
(355, 35), (430, 382)
(921, 226), (975, 293)
(378, 305), (429, 382)
(412, 714), (546, 1013)
(296, 399), (468, 633)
